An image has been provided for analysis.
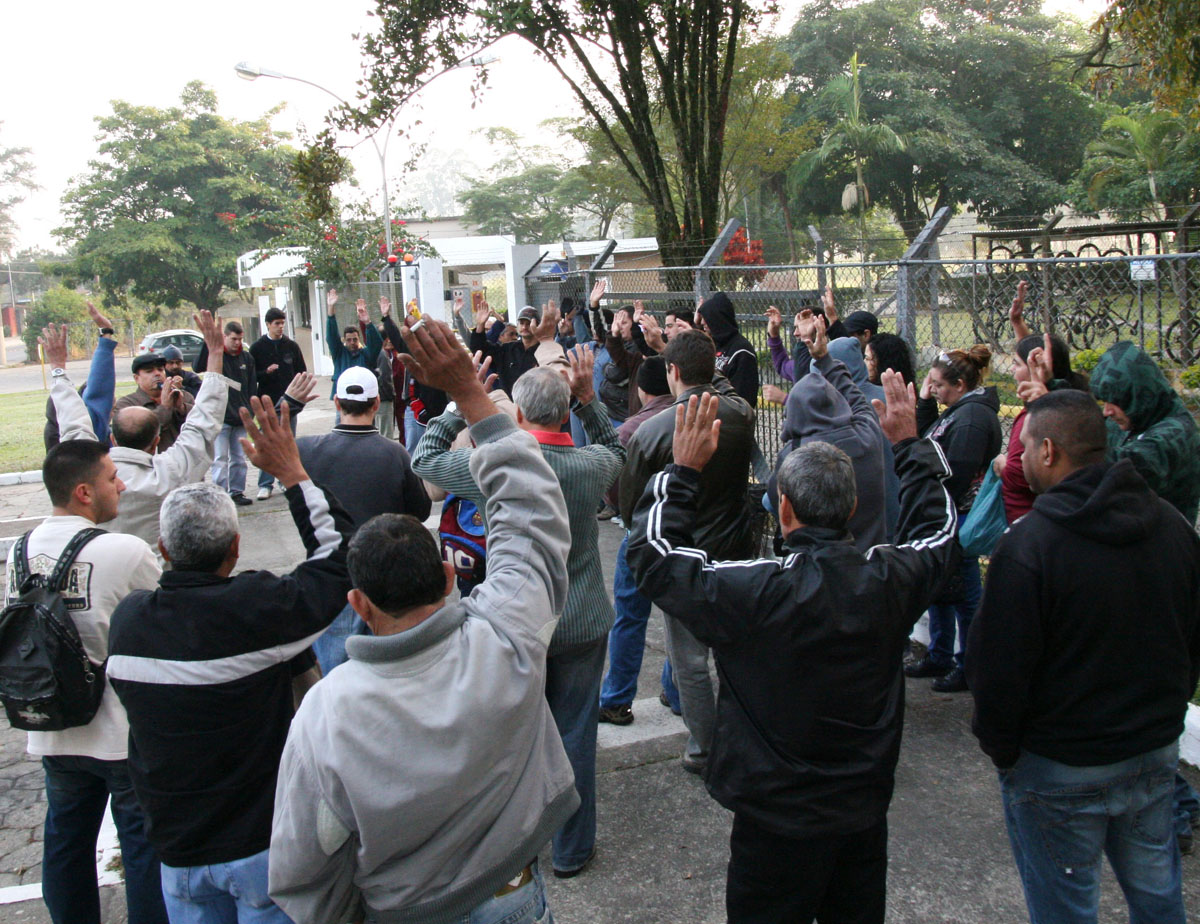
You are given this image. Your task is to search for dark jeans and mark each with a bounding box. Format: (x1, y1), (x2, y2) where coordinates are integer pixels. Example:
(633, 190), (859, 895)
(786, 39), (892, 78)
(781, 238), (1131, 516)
(545, 639), (607, 872)
(726, 814), (887, 924)
(42, 755), (168, 924)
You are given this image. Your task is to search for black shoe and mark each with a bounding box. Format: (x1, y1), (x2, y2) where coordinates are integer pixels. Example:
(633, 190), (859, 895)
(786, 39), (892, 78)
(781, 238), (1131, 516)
(553, 848), (595, 879)
(231, 493), (253, 507)
(904, 655), (950, 679)
(659, 690), (682, 716)
(1179, 831), (1194, 855)
(931, 666), (969, 693)
(680, 752), (707, 775)
(598, 704), (633, 726)
(596, 505), (617, 521)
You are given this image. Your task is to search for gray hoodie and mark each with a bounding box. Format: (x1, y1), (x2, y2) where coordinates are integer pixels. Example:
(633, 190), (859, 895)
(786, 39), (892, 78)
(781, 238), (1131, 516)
(770, 353), (888, 552)
(269, 415), (579, 924)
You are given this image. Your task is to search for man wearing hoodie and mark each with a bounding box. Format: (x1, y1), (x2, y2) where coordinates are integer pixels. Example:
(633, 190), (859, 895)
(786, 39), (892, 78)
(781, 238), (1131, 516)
(966, 390), (1200, 924)
(696, 292), (760, 406)
(768, 316), (888, 553)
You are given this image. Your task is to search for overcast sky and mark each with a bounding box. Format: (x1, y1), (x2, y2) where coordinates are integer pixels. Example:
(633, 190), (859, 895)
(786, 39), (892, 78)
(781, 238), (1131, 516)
(3, 0), (1106, 254)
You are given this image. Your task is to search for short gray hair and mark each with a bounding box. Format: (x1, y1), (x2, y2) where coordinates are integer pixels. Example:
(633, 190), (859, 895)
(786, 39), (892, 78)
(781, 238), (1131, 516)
(777, 441), (856, 531)
(160, 483), (238, 572)
(512, 367), (570, 427)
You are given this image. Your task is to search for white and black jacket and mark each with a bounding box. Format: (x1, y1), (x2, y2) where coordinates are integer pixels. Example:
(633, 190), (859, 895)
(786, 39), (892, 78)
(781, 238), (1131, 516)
(107, 480), (353, 867)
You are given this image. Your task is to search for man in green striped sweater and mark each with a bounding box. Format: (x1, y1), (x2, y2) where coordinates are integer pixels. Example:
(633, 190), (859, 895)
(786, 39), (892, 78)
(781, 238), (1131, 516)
(412, 346), (625, 879)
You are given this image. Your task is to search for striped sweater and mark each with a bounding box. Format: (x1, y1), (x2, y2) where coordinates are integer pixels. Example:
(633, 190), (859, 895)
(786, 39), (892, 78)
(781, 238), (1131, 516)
(413, 398), (625, 654)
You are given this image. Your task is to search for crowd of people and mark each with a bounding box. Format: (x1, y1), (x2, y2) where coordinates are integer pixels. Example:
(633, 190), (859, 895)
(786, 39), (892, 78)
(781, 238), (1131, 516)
(2, 275), (1199, 924)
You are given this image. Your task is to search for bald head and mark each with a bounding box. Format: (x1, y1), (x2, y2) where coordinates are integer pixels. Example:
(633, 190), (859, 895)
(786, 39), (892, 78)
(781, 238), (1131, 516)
(112, 406), (161, 452)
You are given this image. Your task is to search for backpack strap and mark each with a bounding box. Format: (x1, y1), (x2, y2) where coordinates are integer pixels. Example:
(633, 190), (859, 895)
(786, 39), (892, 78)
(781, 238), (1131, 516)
(46, 528), (107, 593)
(11, 532), (32, 589)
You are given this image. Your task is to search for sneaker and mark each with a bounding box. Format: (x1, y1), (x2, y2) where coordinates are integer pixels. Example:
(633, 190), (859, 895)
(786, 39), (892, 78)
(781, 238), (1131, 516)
(680, 752), (707, 775)
(904, 655), (951, 679)
(931, 666), (969, 693)
(596, 505), (618, 521)
(1179, 830), (1194, 856)
(598, 704), (633, 726)
(231, 493), (253, 507)
(553, 848), (596, 879)
(659, 690), (682, 716)
(256, 486), (272, 500)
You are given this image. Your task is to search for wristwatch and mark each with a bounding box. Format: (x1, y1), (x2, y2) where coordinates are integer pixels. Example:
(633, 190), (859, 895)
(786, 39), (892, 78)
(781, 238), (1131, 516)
(98, 327), (115, 336)
(51, 367), (66, 378)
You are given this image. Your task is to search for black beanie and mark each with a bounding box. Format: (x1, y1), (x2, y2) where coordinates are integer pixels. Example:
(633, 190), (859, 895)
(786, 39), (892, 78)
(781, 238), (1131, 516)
(637, 356), (670, 396)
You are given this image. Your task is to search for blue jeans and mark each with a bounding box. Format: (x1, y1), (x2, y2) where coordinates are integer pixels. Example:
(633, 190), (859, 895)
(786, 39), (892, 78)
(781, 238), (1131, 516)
(1000, 742), (1185, 924)
(416, 860), (552, 924)
(405, 406), (426, 456)
(545, 638), (607, 872)
(212, 424), (247, 496)
(661, 660), (681, 714)
(600, 536), (652, 708)
(257, 408), (298, 489)
(160, 847), (291, 924)
(312, 602), (370, 675)
(42, 755), (168, 924)
(1173, 771), (1200, 837)
(927, 555), (982, 669)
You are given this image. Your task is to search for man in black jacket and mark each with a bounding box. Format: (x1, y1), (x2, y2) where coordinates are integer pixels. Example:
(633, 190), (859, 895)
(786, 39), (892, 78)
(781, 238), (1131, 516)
(627, 369), (958, 923)
(620, 330), (756, 775)
(695, 292), (759, 406)
(195, 320), (257, 506)
(107, 396), (353, 924)
(965, 390), (1200, 924)
(469, 300), (563, 396)
(249, 307), (306, 498)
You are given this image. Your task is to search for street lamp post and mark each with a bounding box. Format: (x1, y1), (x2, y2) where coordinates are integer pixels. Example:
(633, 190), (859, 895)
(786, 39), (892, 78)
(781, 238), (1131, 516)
(235, 55), (497, 257)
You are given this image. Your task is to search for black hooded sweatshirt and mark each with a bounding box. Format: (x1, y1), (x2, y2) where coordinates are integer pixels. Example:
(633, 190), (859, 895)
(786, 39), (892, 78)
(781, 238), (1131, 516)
(916, 387), (1002, 512)
(966, 459), (1200, 769)
(697, 293), (759, 406)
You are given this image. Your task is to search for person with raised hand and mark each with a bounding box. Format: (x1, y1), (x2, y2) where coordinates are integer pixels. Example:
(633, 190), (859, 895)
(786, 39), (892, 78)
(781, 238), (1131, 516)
(324, 288), (383, 406)
(626, 365), (958, 924)
(469, 296), (567, 397)
(270, 315), (579, 923)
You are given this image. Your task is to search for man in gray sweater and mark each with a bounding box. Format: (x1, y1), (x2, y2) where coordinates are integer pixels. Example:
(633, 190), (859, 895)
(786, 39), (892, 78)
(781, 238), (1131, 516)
(269, 317), (577, 924)
(296, 365), (430, 673)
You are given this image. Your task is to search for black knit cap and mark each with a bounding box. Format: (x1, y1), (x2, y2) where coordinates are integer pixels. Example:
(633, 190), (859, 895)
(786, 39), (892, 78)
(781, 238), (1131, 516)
(636, 356), (670, 396)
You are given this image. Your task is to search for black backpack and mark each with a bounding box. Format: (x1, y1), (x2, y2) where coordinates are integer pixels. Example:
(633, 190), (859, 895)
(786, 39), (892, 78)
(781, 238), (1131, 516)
(0, 528), (107, 731)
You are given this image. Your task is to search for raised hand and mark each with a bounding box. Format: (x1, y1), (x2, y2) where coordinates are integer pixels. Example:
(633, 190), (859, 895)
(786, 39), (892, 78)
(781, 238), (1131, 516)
(800, 310), (829, 360)
(356, 299), (370, 324)
(194, 310), (226, 375)
(589, 278), (607, 308)
(1009, 280), (1032, 341)
(284, 371), (320, 405)
(822, 285), (838, 322)
(473, 300), (492, 332)
(762, 383), (789, 406)
(672, 392), (722, 471)
(87, 302), (114, 331)
(1027, 333), (1054, 384)
(397, 318), (494, 424)
(872, 370), (919, 444)
(326, 288), (339, 315)
(39, 323), (70, 370)
(640, 312), (665, 352)
(566, 345), (596, 404)
(471, 351), (498, 392)
(239, 397), (307, 488)
(765, 306), (782, 338)
(453, 293), (466, 315)
(534, 300), (560, 342)
(379, 295), (392, 318)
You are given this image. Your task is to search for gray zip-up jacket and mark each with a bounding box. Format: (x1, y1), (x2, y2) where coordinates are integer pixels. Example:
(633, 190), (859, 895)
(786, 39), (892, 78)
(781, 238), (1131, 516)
(269, 413), (579, 924)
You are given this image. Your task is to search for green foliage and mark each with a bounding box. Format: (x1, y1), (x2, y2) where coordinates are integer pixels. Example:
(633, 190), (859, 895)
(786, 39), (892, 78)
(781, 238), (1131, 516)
(784, 0), (1103, 237)
(291, 133), (353, 223)
(20, 286), (91, 356)
(1073, 347), (1105, 373)
(1068, 105), (1199, 219)
(1181, 365), (1200, 390)
(0, 124), (37, 255)
(1096, 0), (1200, 120)
(56, 82), (297, 311)
(344, 0), (762, 264)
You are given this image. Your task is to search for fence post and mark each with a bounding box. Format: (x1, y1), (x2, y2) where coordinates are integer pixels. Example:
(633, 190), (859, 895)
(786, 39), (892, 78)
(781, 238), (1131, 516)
(1174, 203), (1200, 364)
(896, 207), (952, 351)
(583, 241), (618, 334)
(695, 218), (742, 305)
(808, 225), (826, 294)
(1039, 212), (1063, 335)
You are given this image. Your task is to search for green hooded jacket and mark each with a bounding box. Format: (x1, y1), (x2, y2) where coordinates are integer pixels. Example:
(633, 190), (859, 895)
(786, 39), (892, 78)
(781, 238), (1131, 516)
(1090, 341), (1200, 524)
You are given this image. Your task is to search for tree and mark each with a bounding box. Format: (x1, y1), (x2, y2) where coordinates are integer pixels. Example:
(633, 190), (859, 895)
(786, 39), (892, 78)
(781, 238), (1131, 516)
(784, 0), (1103, 239)
(339, 0), (763, 265)
(1075, 107), (1195, 220)
(56, 83), (297, 311)
(0, 126), (37, 255)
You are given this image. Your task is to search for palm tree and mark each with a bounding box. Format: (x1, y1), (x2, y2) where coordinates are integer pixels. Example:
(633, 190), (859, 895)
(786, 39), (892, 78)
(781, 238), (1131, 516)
(1087, 109), (1186, 221)
(791, 53), (904, 310)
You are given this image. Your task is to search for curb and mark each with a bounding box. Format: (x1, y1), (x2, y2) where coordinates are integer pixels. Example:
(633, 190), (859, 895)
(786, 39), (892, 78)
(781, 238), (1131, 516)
(0, 471), (41, 486)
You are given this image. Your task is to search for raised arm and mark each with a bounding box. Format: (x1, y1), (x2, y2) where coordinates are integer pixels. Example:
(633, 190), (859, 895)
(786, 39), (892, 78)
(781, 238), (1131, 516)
(155, 312), (231, 484)
(41, 324), (97, 443)
(81, 302), (117, 440)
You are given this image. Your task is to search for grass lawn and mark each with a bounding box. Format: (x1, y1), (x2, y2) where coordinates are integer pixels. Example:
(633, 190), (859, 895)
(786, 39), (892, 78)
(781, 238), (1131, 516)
(0, 382), (134, 474)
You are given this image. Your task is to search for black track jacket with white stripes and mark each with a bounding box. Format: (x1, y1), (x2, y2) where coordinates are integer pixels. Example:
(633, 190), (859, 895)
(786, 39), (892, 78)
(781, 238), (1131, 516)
(107, 480), (353, 867)
(628, 437), (959, 839)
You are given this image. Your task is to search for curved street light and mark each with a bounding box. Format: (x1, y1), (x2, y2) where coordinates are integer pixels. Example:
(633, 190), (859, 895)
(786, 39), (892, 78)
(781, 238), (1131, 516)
(235, 54), (498, 256)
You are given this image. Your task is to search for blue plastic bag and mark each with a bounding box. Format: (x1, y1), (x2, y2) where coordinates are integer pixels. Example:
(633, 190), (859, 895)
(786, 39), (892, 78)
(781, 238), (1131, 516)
(959, 465), (1007, 557)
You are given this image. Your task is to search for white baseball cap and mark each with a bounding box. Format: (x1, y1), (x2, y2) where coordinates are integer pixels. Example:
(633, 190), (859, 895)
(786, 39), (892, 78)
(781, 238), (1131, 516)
(335, 366), (379, 401)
